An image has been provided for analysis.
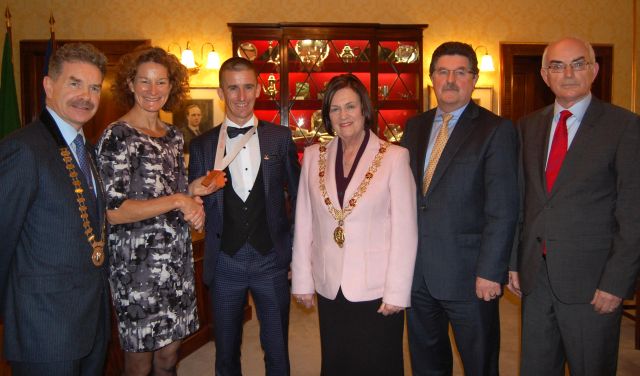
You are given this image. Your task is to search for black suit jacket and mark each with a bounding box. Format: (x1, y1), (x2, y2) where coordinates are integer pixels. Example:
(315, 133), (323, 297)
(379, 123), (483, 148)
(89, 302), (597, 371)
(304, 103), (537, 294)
(402, 101), (519, 300)
(0, 110), (109, 362)
(180, 125), (201, 152)
(515, 97), (640, 302)
(188, 120), (301, 286)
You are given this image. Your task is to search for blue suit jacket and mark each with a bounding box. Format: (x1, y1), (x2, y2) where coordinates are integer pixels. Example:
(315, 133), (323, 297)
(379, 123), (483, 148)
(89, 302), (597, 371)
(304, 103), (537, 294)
(0, 110), (110, 362)
(188, 120), (301, 286)
(402, 101), (519, 301)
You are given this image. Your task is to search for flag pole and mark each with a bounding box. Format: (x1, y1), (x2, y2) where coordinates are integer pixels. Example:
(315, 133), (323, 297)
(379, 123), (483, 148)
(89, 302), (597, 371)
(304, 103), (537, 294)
(5, 6), (11, 43)
(49, 11), (56, 53)
(41, 12), (57, 110)
(1, 6), (21, 137)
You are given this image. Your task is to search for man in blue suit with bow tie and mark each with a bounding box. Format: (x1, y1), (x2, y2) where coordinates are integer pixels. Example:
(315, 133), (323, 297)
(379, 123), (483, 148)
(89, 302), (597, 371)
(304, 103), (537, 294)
(189, 57), (300, 376)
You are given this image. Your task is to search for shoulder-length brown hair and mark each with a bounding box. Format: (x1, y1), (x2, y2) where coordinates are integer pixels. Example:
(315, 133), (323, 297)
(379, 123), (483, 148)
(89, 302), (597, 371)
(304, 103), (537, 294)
(321, 74), (373, 136)
(112, 46), (189, 112)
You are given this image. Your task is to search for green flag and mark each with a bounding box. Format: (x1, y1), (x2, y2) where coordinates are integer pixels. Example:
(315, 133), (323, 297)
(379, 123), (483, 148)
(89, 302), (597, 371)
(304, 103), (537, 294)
(0, 30), (20, 138)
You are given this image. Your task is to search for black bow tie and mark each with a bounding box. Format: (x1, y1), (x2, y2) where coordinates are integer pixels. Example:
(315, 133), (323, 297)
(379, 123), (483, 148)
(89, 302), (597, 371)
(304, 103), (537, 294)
(227, 126), (252, 138)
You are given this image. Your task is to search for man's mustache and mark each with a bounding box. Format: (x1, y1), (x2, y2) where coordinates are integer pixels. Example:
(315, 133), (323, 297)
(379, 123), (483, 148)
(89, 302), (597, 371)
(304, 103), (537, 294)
(70, 99), (95, 110)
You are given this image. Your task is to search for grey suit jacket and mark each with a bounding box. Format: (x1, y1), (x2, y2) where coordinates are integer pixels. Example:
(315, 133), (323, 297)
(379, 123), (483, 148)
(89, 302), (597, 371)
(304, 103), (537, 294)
(402, 101), (519, 301)
(188, 120), (301, 286)
(0, 110), (109, 362)
(515, 97), (640, 303)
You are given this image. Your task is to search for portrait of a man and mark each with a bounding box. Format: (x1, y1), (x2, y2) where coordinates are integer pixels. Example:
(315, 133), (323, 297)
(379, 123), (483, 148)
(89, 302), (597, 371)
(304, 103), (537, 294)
(174, 99), (215, 151)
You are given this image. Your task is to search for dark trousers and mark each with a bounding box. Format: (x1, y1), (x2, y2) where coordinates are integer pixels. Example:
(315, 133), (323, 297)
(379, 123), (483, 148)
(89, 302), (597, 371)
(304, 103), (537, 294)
(211, 244), (290, 376)
(407, 278), (500, 376)
(521, 259), (622, 376)
(11, 288), (110, 376)
(317, 289), (404, 376)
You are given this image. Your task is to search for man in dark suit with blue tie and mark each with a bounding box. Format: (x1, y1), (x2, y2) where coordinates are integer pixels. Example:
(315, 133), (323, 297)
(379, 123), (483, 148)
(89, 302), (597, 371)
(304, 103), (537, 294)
(0, 43), (110, 376)
(402, 42), (519, 375)
(189, 57), (300, 375)
(509, 37), (640, 375)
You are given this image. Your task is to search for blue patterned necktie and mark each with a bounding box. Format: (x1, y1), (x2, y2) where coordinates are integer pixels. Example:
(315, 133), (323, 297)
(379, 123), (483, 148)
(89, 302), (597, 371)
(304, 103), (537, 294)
(72, 134), (96, 196)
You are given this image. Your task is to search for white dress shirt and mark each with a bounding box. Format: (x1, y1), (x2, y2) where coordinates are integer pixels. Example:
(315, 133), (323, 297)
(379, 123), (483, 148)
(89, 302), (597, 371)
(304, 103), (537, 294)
(225, 115), (260, 202)
(47, 106), (97, 194)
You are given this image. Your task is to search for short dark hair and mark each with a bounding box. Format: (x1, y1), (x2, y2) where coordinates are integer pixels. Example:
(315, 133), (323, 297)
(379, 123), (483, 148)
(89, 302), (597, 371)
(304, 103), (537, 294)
(321, 74), (373, 136)
(48, 43), (107, 79)
(218, 57), (257, 86)
(429, 41), (479, 76)
(112, 46), (189, 112)
(185, 103), (201, 113)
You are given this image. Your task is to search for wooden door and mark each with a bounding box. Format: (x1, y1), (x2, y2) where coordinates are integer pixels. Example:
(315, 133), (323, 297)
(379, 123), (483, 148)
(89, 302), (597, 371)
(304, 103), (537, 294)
(500, 43), (613, 122)
(19, 40), (149, 144)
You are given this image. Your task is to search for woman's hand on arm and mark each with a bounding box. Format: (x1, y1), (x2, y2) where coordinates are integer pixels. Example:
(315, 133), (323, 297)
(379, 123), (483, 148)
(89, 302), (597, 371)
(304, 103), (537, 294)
(179, 195), (205, 231)
(106, 193), (205, 230)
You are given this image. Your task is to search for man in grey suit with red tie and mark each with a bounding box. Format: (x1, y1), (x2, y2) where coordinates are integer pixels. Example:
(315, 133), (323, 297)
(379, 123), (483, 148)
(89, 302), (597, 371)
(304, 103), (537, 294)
(189, 57), (300, 375)
(509, 37), (640, 375)
(0, 43), (110, 376)
(402, 42), (519, 375)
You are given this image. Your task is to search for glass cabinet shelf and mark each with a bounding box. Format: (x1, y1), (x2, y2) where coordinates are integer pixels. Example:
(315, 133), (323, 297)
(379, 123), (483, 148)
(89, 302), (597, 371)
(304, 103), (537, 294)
(229, 23), (428, 148)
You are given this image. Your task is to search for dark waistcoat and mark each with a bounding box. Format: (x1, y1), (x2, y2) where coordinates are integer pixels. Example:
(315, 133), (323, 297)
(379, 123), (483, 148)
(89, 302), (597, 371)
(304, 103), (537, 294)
(221, 165), (274, 256)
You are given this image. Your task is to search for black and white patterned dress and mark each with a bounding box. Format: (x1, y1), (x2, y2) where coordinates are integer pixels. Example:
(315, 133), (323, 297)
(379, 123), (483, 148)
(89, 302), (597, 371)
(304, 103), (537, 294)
(97, 121), (199, 352)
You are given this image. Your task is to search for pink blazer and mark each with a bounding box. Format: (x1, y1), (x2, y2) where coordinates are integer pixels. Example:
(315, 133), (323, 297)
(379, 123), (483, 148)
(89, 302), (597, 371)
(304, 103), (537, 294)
(291, 132), (418, 307)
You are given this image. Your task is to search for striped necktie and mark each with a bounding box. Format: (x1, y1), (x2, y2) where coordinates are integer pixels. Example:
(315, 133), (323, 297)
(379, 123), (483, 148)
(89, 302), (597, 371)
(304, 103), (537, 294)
(72, 134), (96, 196)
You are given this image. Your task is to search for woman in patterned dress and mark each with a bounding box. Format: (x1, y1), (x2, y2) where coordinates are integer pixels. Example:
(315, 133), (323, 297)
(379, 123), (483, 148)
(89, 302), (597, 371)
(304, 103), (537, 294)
(97, 47), (223, 376)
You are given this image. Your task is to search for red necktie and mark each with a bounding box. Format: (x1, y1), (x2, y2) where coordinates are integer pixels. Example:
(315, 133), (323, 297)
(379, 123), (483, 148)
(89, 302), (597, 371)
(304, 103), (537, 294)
(542, 110), (571, 256)
(545, 110), (572, 192)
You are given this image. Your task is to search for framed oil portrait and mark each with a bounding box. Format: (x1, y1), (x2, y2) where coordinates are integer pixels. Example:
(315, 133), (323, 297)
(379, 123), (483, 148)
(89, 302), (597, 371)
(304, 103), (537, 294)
(162, 87), (225, 153)
(426, 85), (494, 113)
(173, 87), (224, 131)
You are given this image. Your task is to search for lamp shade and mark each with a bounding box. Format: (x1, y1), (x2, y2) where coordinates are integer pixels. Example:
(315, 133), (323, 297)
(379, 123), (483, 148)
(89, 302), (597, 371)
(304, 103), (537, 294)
(206, 50), (221, 70)
(480, 53), (495, 72)
(181, 49), (197, 69)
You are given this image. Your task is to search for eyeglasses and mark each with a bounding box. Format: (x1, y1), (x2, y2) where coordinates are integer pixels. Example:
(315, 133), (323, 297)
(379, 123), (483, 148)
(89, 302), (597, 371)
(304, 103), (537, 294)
(433, 68), (475, 79)
(544, 61), (592, 73)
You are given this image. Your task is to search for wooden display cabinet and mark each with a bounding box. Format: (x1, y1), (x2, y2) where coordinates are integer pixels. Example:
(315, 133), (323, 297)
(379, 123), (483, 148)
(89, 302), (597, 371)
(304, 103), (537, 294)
(228, 23), (428, 148)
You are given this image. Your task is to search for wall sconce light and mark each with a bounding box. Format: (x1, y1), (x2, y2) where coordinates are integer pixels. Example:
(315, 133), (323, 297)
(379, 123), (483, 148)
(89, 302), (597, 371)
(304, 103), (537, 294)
(202, 42), (221, 70)
(167, 41), (221, 75)
(475, 46), (495, 72)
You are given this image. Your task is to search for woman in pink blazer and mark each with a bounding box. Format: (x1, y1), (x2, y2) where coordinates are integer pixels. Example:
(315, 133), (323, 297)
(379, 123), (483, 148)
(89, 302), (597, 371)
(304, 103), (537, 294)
(291, 74), (418, 375)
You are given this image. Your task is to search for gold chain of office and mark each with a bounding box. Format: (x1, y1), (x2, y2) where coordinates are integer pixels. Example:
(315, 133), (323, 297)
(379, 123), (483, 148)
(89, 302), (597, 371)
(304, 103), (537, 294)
(318, 140), (389, 248)
(59, 147), (106, 266)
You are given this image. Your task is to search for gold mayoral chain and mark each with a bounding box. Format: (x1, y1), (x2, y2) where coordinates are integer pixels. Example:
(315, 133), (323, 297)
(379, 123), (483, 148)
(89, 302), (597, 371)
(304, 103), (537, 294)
(318, 140), (389, 248)
(60, 147), (106, 266)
